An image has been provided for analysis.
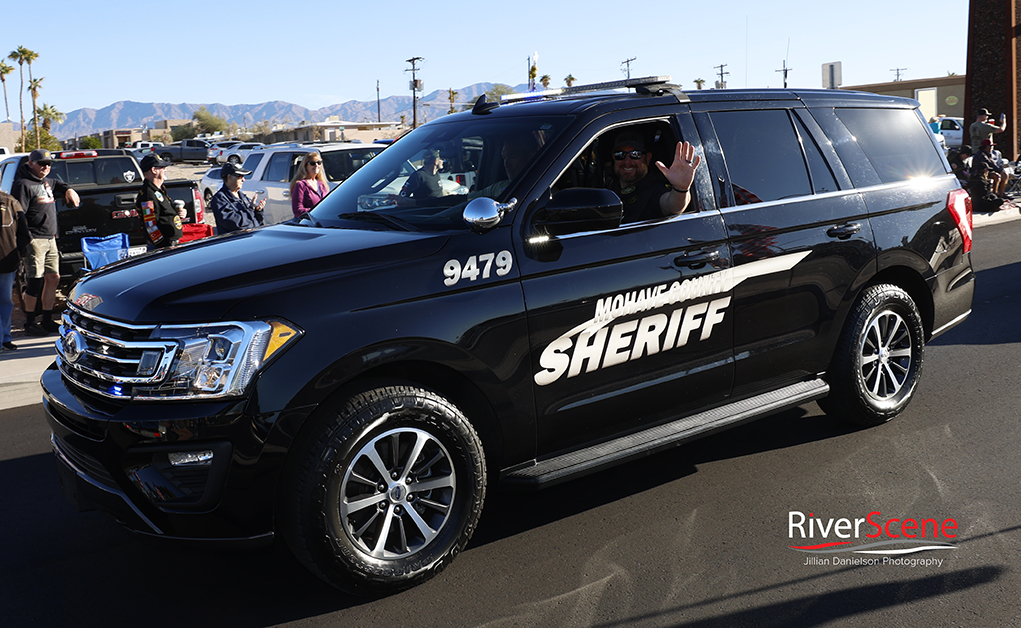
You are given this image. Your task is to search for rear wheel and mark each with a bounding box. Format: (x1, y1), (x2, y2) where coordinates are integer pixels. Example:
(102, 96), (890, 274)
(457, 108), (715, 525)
(281, 383), (486, 595)
(159, 153), (173, 163)
(819, 284), (925, 426)
(227, 155), (241, 165)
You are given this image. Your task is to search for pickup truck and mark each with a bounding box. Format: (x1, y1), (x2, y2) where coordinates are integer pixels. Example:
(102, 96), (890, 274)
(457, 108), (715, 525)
(156, 139), (211, 163)
(0, 149), (207, 281)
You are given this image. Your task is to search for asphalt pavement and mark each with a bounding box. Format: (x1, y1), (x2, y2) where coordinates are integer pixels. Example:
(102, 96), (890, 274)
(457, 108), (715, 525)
(1, 201), (1017, 412)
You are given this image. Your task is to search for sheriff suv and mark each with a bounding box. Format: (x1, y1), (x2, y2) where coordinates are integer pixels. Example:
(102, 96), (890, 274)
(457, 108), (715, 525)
(44, 77), (974, 595)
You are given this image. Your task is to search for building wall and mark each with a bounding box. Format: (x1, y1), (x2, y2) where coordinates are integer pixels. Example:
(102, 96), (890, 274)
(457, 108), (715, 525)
(842, 75), (967, 119)
(0, 121), (17, 153)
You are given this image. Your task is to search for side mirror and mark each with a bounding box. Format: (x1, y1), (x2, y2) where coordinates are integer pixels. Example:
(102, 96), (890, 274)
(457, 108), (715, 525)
(535, 188), (623, 236)
(463, 197), (517, 232)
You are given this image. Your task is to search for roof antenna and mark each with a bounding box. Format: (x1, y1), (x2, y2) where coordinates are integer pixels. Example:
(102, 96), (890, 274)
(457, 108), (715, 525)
(472, 94), (500, 115)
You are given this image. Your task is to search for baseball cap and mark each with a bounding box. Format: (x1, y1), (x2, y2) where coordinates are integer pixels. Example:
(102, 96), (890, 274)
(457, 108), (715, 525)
(221, 162), (252, 179)
(981, 138), (995, 147)
(29, 148), (52, 164)
(613, 130), (646, 152)
(977, 108), (991, 116)
(140, 154), (172, 171)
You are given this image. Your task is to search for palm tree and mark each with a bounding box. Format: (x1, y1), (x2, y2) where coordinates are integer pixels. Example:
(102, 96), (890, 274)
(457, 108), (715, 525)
(694, 78), (706, 90)
(0, 61), (12, 122)
(28, 77), (43, 148)
(539, 74), (551, 89)
(564, 74), (576, 88)
(8, 47), (29, 149)
(22, 48), (38, 83)
(38, 102), (64, 132)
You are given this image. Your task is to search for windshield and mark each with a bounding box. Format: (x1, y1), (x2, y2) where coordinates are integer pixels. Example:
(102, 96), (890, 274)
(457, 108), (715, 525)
(305, 115), (568, 232)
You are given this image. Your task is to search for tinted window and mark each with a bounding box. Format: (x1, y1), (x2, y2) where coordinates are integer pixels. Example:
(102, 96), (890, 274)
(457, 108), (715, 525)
(712, 110), (811, 205)
(52, 157), (139, 186)
(940, 119), (961, 131)
(793, 116), (838, 194)
(321, 148), (381, 182)
(834, 108), (946, 183)
(241, 153), (264, 173)
(263, 152), (295, 182)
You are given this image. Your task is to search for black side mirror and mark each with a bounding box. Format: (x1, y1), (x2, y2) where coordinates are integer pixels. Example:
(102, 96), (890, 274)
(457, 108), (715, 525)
(535, 188), (623, 236)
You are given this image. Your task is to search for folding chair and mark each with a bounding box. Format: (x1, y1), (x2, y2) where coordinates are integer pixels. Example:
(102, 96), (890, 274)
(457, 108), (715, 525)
(81, 234), (130, 271)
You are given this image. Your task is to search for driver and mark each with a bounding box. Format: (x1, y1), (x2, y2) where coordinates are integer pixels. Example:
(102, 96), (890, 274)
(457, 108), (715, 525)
(467, 134), (541, 200)
(607, 130), (700, 223)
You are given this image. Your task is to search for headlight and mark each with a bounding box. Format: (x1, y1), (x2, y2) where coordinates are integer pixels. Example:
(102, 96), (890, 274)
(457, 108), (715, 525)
(134, 319), (301, 400)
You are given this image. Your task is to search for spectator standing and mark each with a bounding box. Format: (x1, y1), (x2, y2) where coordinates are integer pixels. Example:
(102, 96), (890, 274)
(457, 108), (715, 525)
(969, 108), (1007, 149)
(401, 150), (445, 200)
(211, 162), (266, 233)
(290, 151), (329, 218)
(136, 154), (185, 249)
(11, 149), (80, 336)
(0, 190), (28, 352)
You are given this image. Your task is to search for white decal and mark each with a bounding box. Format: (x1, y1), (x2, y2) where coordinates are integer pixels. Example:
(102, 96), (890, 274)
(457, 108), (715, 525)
(533, 251), (811, 386)
(443, 250), (513, 286)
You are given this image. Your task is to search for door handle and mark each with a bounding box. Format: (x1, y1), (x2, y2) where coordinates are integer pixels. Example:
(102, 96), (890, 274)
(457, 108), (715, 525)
(674, 249), (720, 269)
(827, 223), (862, 239)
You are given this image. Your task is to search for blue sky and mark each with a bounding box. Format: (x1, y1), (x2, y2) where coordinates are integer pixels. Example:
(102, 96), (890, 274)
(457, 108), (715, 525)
(3, 0), (968, 115)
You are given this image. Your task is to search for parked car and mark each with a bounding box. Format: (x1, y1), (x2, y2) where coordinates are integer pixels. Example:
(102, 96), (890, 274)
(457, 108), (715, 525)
(198, 165), (223, 204)
(239, 142), (383, 224)
(207, 140), (241, 164)
(939, 116), (966, 147)
(0, 149), (205, 281)
(218, 142), (264, 165)
(129, 141), (164, 149)
(44, 77), (973, 596)
(157, 139), (212, 163)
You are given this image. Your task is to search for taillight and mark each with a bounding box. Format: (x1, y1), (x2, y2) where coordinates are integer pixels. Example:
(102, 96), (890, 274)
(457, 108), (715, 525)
(192, 188), (204, 223)
(946, 188), (972, 253)
(456, 174), (466, 186)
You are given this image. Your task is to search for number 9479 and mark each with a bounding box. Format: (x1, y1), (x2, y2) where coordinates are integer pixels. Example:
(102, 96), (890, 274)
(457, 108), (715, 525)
(443, 251), (513, 287)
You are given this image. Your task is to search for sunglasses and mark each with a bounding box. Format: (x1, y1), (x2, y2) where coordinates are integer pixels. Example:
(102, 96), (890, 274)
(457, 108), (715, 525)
(37, 161), (52, 167)
(612, 150), (644, 161)
(308, 160), (323, 166)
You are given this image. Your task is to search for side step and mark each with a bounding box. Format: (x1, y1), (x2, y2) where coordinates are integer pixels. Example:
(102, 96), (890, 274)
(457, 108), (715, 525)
(503, 378), (829, 490)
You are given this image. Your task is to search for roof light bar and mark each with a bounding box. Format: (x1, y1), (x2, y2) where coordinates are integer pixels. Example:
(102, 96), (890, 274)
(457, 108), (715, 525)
(502, 75), (673, 103)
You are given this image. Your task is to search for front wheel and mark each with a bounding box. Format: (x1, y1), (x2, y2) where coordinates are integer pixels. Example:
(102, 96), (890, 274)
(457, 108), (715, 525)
(159, 153), (173, 163)
(281, 383), (486, 595)
(227, 155), (241, 165)
(819, 284), (925, 426)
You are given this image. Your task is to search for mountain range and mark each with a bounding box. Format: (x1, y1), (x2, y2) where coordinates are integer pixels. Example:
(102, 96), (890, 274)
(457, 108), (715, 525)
(49, 82), (530, 140)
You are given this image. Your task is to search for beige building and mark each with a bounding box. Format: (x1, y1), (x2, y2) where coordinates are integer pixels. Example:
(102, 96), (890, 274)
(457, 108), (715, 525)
(258, 117), (403, 145)
(0, 121), (17, 153)
(842, 75), (967, 121)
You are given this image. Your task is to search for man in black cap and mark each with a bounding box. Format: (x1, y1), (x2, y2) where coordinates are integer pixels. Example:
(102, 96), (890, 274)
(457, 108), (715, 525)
(969, 108), (1007, 150)
(11, 148), (80, 335)
(608, 130), (700, 223)
(136, 153), (185, 249)
(210, 162), (265, 233)
(401, 150), (445, 199)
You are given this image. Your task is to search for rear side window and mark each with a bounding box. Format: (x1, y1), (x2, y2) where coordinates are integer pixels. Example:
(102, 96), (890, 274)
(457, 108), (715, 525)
(322, 148), (381, 182)
(834, 108), (946, 183)
(263, 152), (296, 182)
(711, 109), (811, 205)
(241, 153), (264, 173)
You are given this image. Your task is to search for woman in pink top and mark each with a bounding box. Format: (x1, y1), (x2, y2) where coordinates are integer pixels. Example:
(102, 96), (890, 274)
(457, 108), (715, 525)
(290, 151), (329, 218)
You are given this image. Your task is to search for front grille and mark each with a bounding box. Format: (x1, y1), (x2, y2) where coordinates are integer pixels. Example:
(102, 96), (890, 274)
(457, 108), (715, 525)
(57, 305), (178, 400)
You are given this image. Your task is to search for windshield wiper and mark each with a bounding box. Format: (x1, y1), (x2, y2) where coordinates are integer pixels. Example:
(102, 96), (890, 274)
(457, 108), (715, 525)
(334, 212), (418, 232)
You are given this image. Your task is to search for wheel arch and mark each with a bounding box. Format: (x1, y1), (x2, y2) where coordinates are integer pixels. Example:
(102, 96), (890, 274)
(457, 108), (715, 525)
(863, 265), (935, 339)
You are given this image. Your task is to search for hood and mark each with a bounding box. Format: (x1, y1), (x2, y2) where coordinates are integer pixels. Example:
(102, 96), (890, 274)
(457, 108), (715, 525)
(16, 161), (41, 183)
(69, 224), (448, 323)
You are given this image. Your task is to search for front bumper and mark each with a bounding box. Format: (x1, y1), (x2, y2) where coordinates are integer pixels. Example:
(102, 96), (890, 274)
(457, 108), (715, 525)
(42, 364), (300, 542)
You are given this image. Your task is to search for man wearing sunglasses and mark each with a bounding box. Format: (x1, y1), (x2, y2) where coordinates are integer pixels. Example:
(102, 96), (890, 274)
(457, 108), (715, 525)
(210, 162), (265, 234)
(11, 149), (80, 336)
(608, 130), (700, 223)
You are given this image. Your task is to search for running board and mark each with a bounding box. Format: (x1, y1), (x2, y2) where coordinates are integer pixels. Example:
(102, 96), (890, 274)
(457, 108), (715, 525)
(503, 378), (829, 490)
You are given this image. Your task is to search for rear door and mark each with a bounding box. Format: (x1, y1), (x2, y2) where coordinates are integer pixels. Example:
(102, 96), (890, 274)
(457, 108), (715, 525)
(693, 104), (875, 398)
(251, 149), (308, 224)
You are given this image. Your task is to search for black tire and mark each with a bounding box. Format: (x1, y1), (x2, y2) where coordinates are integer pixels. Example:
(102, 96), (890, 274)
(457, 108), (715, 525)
(227, 155), (240, 165)
(159, 153), (173, 163)
(819, 284), (925, 426)
(281, 383), (486, 595)
(204, 189), (213, 204)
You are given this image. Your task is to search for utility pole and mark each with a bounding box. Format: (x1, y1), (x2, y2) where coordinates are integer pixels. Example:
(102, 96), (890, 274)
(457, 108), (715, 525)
(714, 64), (729, 89)
(621, 57), (636, 79)
(890, 67), (907, 81)
(775, 60), (792, 88)
(406, 57), (424, 128)
(376, 80), (381, 123)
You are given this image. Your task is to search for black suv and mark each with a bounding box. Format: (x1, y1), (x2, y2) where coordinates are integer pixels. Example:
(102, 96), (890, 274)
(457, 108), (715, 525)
(43, 77), (974, 594)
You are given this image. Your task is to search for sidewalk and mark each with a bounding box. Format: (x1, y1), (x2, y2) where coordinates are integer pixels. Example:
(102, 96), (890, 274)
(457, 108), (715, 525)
(0, 334), (56, 410)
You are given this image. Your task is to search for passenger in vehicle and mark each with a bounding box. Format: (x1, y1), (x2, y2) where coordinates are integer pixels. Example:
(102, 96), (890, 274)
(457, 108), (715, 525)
(401, 150), (445, 199)
(467, 135), (542, 200)
(607, 130), (700, 223)
(290, 151), (329, 218)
